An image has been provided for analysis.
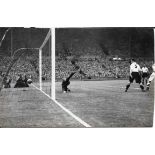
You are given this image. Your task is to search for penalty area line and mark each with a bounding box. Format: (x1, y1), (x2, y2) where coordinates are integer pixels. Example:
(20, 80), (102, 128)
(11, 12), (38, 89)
(31, 84), (91, 128)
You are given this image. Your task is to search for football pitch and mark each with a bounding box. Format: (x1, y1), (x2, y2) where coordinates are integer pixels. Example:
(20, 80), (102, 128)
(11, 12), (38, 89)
(0, 80), (154, 127)
(56, 80), (154, 127)
(0, 84), (83, 128)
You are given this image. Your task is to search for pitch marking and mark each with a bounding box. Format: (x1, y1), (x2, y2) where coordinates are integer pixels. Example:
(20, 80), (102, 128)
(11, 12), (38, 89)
(32, 84), (91, 127)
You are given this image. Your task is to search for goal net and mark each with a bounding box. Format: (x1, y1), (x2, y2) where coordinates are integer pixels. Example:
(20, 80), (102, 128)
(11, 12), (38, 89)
(0, 28), (55, 100)
(0, 27), (58, 128)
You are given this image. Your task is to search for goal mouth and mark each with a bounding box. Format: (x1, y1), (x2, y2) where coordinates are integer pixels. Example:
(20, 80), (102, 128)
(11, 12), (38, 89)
(35, 29), (54, 99)
(0, 28), (55, 100)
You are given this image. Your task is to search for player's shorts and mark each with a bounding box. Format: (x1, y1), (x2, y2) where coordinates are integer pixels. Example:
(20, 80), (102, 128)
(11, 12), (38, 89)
(129, 72), (141, 83)
(142, 73), (148, 78)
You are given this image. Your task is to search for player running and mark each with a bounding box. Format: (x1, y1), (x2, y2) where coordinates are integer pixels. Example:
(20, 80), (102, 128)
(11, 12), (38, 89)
(125, 59), (144, 92)
(141, 64), (149, 85)
(146, 63), (155, 91)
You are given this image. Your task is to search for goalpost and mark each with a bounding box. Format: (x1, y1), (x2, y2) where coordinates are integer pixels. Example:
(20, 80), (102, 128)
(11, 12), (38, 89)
(38, 28), (55, 100)
(0, 27), (55, 100)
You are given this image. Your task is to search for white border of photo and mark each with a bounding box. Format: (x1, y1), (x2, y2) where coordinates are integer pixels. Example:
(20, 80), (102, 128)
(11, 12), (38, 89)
(0, 0), (154, 155)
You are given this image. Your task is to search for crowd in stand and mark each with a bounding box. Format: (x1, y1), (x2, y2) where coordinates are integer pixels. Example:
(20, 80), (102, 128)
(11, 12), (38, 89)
(55, 57), (126, 79)
(0, 56), (153, 83)
(0, 56), (51, 83)
(55, 56), (153, 80)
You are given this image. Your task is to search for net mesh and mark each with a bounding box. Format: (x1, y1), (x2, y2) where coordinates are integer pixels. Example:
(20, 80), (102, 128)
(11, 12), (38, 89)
(0, 28), (52, 97)
(0, 28), (56, 128)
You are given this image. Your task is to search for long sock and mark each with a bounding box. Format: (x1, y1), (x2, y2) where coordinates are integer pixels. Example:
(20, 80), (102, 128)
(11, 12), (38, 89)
(147, 81), (151, 86)
(140, 83), (144, 90)
(125, 83), (130, 91)
(146, 81), (151, 90)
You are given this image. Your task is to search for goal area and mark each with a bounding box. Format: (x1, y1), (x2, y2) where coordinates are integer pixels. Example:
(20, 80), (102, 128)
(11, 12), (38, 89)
(32, 28), (55, 100)
(0, 28), (55, 100)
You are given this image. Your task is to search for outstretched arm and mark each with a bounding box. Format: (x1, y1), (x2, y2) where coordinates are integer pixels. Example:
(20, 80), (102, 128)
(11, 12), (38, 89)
(71, 61), (91, 79)
(79, 69), (87, 77)
(66, 72), (76, 82)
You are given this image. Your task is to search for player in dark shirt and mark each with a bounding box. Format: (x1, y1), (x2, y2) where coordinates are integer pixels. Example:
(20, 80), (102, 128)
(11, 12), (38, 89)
(23, 75), (29, 87)
(14, 74), (29, 88)
(62, 72), (76, 93)
(71, 59), (90, 79)
(14, 75), (23, 88)
(61, 60), (91, 93)
(3, 76), (12, 88)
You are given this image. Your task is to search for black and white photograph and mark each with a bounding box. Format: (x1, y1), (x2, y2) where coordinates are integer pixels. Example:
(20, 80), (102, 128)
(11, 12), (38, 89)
(0, 27), (154, 128)
(0, 1), (155, 155)
(55, 27), (154, 127)
(0, 27), (53, 127)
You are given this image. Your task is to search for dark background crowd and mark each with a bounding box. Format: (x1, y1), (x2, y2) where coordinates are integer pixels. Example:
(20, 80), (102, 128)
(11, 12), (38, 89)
(55, 56), (153, 80)
(0, 55), (153, 83)
(55, 28), (154, 80)
(0, 27), (154, 84)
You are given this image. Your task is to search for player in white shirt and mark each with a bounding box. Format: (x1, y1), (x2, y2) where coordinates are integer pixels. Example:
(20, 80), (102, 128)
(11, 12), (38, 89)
(146, 63), (155, 91)
(141, 64), (149, 85)
(125, 59), (144, 92)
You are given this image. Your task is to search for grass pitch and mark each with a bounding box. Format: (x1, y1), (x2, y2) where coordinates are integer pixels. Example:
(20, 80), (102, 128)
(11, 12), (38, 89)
(56, 80), (154, 127)
(0, 80), (154, 127)
(0, 85), (83, 128)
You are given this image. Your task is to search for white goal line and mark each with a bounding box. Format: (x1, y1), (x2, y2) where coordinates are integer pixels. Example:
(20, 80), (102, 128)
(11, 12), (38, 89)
(32, 83), (91, 128)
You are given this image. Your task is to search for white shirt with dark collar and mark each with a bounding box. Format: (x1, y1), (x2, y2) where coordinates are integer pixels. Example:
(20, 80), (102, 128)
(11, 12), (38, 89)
(142, 67), (148, 73)
(130, 62), (141, 73)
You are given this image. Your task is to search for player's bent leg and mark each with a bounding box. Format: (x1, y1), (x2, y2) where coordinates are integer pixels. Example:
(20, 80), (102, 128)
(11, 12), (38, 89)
(138, 77), (144, 91)
(62, 85), (66, 93)
(125, 76), (133, 92)
(139, 83), (144, 92)
(148, 72), (155, 82)
(67, 88), (71, 92)
(146, 72), (155, 91)
(62, 83), (70, 93)
(125, 82), (131, 92)
(142, 77), (145, 85)
(134, 73), (144, 92)
(144, 77), (148, 86)
(146, 80), (152, 91)
(146, 83), (150, 91)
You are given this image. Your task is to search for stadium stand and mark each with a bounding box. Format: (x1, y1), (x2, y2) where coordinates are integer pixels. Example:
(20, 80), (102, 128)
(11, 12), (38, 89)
(0, 55), (153, 83)
(55, 56), (153, 80)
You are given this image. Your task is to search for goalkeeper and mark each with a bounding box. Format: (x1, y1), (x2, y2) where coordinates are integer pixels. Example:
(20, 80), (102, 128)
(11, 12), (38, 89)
(62, 72), (76, 93)
(146, 63), (155, 91)
(61, 60), (91, 93)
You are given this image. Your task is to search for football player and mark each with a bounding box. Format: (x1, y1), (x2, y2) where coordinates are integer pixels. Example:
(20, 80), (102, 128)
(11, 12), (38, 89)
(141, 64), (149, 85)
(125, 59), (144, 92)
(62, 72), (76, 93)
(61, 59), (91, 93)
(71, 59), (91, 79)
(146, 63), (155, 91)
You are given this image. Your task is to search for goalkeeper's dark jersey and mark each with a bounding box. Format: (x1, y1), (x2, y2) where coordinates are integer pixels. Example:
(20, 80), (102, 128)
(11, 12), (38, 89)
(62, 72), (76, 91)
(70, 64), (80, 72)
